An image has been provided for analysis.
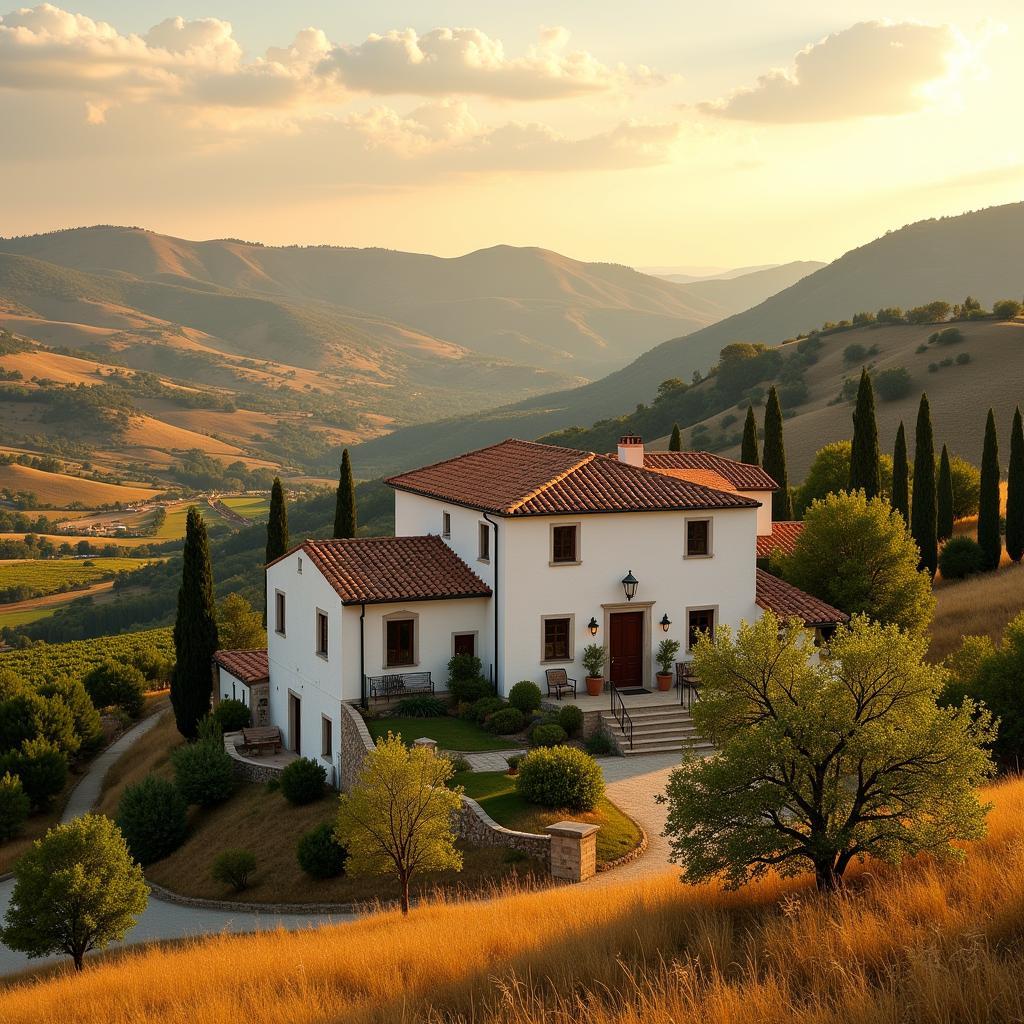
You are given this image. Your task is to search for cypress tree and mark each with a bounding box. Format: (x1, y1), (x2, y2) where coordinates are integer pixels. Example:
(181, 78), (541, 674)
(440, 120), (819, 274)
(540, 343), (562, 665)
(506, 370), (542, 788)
(334, 448), (357, 538)
(978, 409), (1002, 571)
(740, 405), (759, 466)
(910, 394), (938, 577)
(849, 368), (881, 498)
(171, 507), (218, 740)
(266, 477), (289, 564)
(668, 423), (682, 452)
(763, 386), (793, 520)
(892, 421), (910, 523)
(1007, 406), (1024, 563)
(937, 444), (954, 541)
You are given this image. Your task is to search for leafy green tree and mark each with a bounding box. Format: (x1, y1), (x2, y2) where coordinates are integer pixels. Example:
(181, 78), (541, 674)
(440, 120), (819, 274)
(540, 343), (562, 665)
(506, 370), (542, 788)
(794, 442), (893, 518)
(84, 660), (145, 719)
(849, 368), (881, 498)
(335, 733), (463, 914)
(0, 772), (29, 839)
(668, 423), (682, 452)
(37, 676), (103, 753)
(937, 444), (954, 541)
(1007, 406), (1024, 564)
(911, 393), (938, 577)
(740, 405), (759, 465)
(216, 593), (266, 650)
(977, 409), (1002, 571)
(333, 448), (357, 539)
(116, 775), (188, 865)
(0, 814), (148, 971)
(947, 454), (981, 519)
(891, 421), (910, 523)
(762, 386), (792, 520)
(266, 477), (289, 563)
(993, 299), (1022, 319)
(773, 490), (934, 633)
(171, 735), (234, 807)
(2, 738), (68, 809)
(661, 613), (994, 891)
(171, 507), (218, 740)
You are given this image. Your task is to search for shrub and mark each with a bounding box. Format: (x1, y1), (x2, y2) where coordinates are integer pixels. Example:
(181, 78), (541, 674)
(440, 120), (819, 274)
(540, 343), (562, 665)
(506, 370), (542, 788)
(2, 738), (68, 809)
(932, 327), (964, 345)
(447, 653), (482, 685)
(297, 822), (348, 879)
(116, 775), (187, 865)
(470, 696), (505, 724)
(37, 676), (104, 753)
(212, 698), (251, 733)
(585, 731), (616, 756)
(130, 647), (173, 687)
(171, 739), (234, 807)
(874, 367), (913, 401)
(446, 754), (471, 773)
(394, 696), (447, 718)
(993, 299), (1022, 319)
(916, 343), (928, 354)
(557, 704), (584, 737)
(0, 771), (29, 839)
(211, 849), (256, 892)
(508, 680), (542, 713)
(939, 537), (986, 580)
(486, 707), (526, 735)
(454, 701), (474, 721)
(531, 723), (568, 748)
(506, 753), (525, 774)
(516, 746), (605, 810)
(280, 757), (326, 805)
(843, 343), (869, 365)
(956, 352), (971, 365)
(448, 675), (491, 704)
(83, 660), (145, 719)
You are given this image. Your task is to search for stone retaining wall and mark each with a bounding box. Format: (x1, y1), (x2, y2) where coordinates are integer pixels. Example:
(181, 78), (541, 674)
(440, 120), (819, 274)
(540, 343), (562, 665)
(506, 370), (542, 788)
(223, 732), (284, 784)
(457, 797), (551, 859)
(340, 701), (375, 792)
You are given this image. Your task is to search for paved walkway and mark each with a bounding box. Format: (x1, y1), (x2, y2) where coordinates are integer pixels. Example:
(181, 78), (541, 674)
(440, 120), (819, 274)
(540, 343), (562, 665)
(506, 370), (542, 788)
(462, 748), (526, 772)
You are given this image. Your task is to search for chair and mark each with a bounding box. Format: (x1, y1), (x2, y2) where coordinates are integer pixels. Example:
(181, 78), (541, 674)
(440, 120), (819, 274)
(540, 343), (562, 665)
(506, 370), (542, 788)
(545, 668), (577, 700)
(675, 662), (699, 709)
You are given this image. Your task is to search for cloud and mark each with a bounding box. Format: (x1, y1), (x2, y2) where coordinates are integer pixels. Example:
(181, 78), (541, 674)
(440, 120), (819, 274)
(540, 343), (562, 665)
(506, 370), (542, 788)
(700, 21), (974, 123)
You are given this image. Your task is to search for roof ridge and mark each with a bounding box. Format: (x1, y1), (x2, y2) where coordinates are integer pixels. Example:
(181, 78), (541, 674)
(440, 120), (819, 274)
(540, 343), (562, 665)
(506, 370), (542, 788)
(504, 452), (596, 513)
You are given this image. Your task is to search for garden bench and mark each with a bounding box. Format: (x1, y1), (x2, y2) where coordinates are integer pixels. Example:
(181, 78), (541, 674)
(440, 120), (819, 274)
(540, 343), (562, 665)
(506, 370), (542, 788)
(240, 725), (282, 756)
(545, 668), (577, 701)
(368, 671), (434, 702)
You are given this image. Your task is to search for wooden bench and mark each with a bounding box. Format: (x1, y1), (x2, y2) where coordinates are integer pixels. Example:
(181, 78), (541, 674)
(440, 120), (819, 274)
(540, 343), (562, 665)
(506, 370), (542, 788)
(545, 668), (577, 701)
(240, 725), (282, 756)
(368, 671), (434, 703)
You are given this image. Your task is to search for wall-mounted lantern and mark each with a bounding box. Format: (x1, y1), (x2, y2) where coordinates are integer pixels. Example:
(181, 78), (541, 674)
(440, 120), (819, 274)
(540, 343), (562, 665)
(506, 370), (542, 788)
(621, 570), (638, 602)
(660, 613), (672, 632)
(587, 616), (599, 636)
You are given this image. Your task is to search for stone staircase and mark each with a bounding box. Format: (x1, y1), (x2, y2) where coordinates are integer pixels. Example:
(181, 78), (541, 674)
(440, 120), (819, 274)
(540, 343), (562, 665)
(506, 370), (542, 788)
(600, 703), (715, 757)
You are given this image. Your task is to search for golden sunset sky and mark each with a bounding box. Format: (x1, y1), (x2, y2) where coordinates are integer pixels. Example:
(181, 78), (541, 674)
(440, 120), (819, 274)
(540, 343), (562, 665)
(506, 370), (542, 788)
(1, 2), (1021, 267)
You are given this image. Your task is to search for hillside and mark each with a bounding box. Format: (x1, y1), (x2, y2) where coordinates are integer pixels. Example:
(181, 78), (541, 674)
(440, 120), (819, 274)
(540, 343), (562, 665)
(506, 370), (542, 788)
(0, 228), (819, 378)
(351, 202), (1024, 476)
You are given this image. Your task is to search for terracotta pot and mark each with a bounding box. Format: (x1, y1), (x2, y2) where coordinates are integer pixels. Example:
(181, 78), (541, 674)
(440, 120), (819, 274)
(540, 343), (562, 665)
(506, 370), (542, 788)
(585, 676), (604, 697)
(656, 672), (673, 692)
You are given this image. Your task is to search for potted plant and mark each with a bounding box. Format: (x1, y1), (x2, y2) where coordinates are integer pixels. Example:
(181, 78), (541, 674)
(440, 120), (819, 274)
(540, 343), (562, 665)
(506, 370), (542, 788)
(581, 644), (607, 697)
(655, 638), (681, 692)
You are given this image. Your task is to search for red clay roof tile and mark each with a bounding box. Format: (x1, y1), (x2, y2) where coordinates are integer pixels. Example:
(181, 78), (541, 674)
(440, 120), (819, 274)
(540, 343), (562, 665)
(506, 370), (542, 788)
(756, 521), (805, 559)
(755, 568), (848, 626)
(213, 649), (269, 684)
(644, 451), (779, 491)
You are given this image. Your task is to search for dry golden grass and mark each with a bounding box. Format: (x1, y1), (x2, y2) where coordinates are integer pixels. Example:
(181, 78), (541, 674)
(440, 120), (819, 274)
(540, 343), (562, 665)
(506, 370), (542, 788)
(4, 776), (1024, 1023)
(929, 561), (1024, 662)
(0, 463), (159, 507)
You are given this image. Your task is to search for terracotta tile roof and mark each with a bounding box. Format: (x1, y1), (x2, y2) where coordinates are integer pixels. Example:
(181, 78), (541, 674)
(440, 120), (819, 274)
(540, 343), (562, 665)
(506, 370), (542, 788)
(755, 569), (848, 626)
(294, 535), (492, 605)
(756, 521), (805, 559)
(643, 451), (778, 491)
(386, 438), (758, 515)
(214, 649), (269, 684)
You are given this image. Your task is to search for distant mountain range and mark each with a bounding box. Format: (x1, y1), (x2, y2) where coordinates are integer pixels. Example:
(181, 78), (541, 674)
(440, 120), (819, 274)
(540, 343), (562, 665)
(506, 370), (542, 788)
(352, 202), (1024, 477)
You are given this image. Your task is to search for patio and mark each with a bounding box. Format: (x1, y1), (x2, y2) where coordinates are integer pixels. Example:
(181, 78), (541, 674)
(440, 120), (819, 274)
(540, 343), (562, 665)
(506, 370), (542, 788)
(545, 685), (690, 713)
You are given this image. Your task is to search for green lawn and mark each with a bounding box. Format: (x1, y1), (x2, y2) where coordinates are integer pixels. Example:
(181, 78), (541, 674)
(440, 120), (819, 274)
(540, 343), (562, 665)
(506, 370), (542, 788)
(366, 716), (520, 752)
(221, 495), (270, 519)
(0, 604), (54, 628)
(454, 770), (643, 866)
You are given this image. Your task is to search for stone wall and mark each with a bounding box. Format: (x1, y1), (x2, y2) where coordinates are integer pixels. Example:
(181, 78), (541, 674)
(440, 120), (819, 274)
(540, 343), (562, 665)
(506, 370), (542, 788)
(339, 701), (375, 792)
(457, 797), (551, 860)
(540, 700), (604, 740)
(223, 732), (283, 784)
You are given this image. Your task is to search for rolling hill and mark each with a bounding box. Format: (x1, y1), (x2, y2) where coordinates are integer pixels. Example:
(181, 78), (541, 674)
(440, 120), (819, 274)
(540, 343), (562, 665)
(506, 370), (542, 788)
(351, 202), (1024, 476)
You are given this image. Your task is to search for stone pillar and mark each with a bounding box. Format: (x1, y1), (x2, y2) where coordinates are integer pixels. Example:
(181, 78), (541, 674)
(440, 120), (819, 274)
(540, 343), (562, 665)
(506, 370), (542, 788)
(413, 737), (438, 756)
(546, 821), (600, 882)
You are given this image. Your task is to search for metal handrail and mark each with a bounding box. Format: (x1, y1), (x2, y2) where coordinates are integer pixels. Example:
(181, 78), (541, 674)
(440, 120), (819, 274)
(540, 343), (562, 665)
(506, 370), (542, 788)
(610, 685), (634, 750)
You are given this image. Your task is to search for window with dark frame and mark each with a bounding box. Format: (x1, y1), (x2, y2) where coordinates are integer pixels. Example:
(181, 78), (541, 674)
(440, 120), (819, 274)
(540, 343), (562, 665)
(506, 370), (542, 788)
(687, 608), (715, 650)
(478, 522), (490, 561)
(442, 511), (451, 538)
(543, 617), (571, 661)
(686, 519), (711, 556)
(316, 610), (329, 658)
(321, 716), (333, 758)
(275, 591), (286, 635)
(551, 524), (578, 563)
(386, 618), (415, 667)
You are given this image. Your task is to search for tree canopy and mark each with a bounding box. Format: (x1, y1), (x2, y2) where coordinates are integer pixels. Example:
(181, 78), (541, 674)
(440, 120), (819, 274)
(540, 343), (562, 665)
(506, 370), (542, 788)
(333, 448), (357, 539)
(910, 393), (938, 578)
(891, 421), (910, 523)
(763, 386), (792, 520)
(216, 593), (266, 651)
(849, 368), (881, 498)
(740, 405), (759, 466)
(794, 441), (892, 519)
(978, 409), (1002, 571)
(1007, 407), (1024, 564)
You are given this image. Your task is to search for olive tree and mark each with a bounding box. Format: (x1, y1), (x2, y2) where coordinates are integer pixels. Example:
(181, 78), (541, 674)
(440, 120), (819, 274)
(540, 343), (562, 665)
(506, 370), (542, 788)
(662, 613), (995, 891)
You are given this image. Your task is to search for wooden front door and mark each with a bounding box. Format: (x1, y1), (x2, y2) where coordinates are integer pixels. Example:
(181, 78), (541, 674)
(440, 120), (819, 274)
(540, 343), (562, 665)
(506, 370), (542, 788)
(609, 611), (644, 688)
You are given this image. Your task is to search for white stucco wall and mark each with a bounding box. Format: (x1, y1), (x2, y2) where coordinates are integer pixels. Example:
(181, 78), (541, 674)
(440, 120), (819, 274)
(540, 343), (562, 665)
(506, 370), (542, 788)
(216, 666), (250, 706)
(747, 490), (773, 536)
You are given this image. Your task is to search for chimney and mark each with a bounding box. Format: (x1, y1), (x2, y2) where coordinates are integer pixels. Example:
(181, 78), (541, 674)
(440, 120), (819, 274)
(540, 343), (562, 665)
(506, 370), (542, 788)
(617, 435), (645, 468)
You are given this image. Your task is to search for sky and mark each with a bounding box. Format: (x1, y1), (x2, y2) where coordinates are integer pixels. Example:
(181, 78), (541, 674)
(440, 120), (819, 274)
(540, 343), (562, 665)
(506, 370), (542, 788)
(1, 2), (1022, 268)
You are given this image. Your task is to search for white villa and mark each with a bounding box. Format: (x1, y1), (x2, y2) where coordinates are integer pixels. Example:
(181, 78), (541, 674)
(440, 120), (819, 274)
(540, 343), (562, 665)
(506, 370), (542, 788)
(214, 435), (844, 780)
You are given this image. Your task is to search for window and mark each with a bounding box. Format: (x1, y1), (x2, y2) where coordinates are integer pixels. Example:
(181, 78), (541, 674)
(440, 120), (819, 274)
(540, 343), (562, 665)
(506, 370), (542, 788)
(386, 618), (416, 667)
(542, 616), (572, 661)
(687, 608), (716, 651)
(315, 610), (329, 658)
(551, 523), (579, 564)
(453, 632), (476, 657)
(478, 522), (490, 561)
(274, 590), (286, 635)
(685, 518), (712, 557)
(442, 511), (451, 538)
(321, 716), (333, 758)
(297, 557), (303, 574)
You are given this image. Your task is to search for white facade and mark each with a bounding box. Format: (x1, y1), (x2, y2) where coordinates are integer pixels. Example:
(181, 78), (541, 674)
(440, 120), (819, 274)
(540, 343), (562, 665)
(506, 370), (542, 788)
(216, 666), (251, 707)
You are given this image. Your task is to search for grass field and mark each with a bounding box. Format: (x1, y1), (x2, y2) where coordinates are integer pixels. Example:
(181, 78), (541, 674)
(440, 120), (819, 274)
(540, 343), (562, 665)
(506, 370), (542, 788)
(0, 463), (160, 508)
(366, 715), (520, 751)
(219, 495), (269, 519)
(0, 602), (67, 628)
(455, 769), (643, 866)
(153, 502), (231, 540)
(0, 532), (161, 550)
(0, 557), (157, 601)
(4, 775), (1023, 1022)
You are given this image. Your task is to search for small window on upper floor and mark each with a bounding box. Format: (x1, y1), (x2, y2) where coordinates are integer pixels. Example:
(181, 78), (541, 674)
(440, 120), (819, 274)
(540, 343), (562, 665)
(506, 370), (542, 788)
(442, 511), (451, 538)
(297, 556), (303, 574)
(685, 518), (712, 558)
(275, 590), (286, 636)
(315, 610), (329, 659)
(551, 523), (579, 564)
(478, 521), (490, 562)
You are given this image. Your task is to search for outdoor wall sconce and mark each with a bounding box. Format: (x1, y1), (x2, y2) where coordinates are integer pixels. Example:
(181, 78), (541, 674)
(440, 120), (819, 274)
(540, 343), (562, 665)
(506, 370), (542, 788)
(587, 616), (599, 636)
(621, 570), (638, 602)
(660, 613), (672, 632)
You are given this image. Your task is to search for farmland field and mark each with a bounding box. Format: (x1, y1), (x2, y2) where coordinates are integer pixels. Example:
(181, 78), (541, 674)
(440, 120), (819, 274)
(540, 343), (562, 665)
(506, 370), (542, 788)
(0, 556), (158, 601)
(0, 462), (161, 507)
(220, 495), (269, 519)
